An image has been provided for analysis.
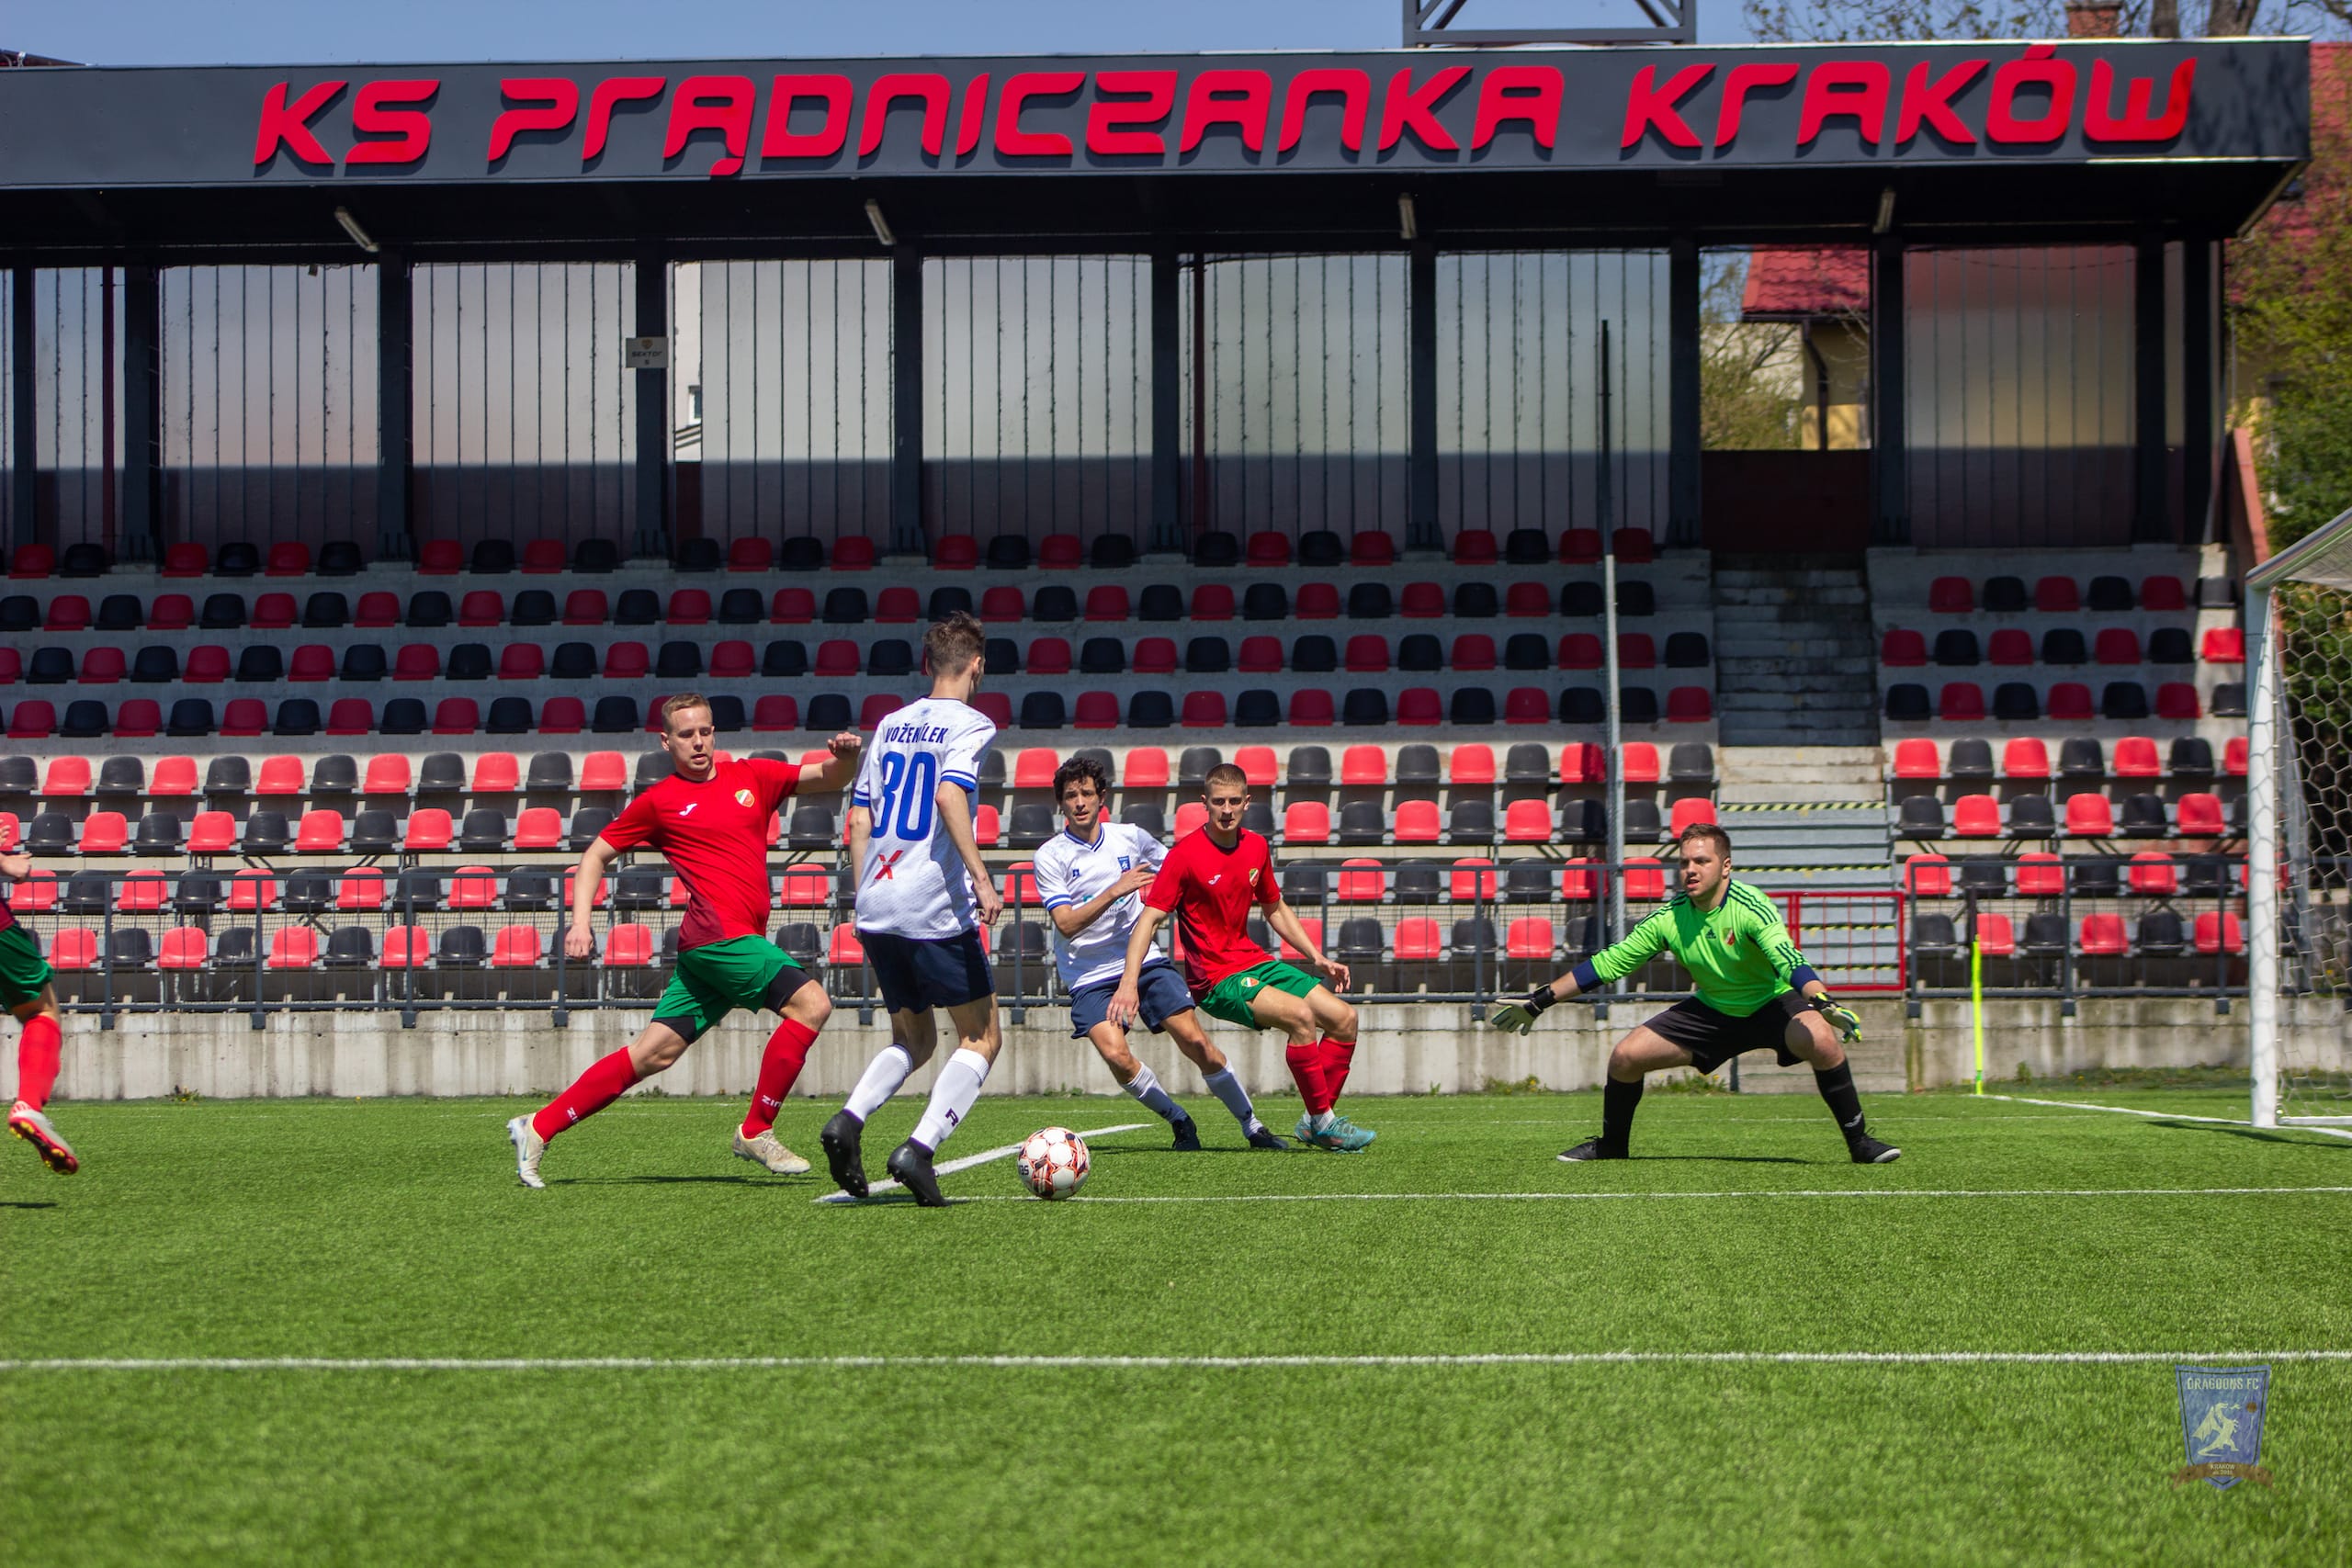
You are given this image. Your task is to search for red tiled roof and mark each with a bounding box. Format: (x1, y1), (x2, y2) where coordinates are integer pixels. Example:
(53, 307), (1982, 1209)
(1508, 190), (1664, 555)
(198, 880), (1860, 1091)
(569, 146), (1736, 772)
(1740, 246), (1869, 320)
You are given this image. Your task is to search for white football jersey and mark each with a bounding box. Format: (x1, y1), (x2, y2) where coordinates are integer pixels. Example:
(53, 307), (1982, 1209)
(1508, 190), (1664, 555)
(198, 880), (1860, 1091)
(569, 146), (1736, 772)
(1033, 820), (1169, 991)
(851, 696), (1000, 940)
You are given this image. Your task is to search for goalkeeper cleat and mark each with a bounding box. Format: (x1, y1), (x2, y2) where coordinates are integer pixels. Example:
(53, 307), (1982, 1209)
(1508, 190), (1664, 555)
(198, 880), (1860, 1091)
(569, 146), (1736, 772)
(1244, 1124), (1293, 1151)
(10, 1102), (76, 1175)
(1169, 1113), (1203, 1152)
(505, 1115), (546, 1190)
(732, 1128), (812, 1176)
(820, 1110), (869, 1200)
(1557, 1135), (1628, 1162)
(885, 1139), (948, 1207)
(1849, 1134), (1902, 1165)
(1305, 1115), (1376, 1152)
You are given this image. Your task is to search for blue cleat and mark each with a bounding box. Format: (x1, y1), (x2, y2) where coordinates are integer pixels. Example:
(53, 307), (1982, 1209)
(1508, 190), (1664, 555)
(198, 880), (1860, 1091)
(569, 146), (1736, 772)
(1305, 1115), (1376, 1152)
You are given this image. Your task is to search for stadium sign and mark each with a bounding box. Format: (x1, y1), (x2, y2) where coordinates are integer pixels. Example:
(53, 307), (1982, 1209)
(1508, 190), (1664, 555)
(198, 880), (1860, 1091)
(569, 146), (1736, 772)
(0, 40), (2309, 188)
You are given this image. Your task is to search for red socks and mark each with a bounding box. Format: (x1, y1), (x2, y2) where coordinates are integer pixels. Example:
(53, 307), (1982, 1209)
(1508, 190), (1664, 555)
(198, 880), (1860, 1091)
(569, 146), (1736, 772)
(15, 1013), (60, 1110)
(1284, 1043), (1332, 1117)
(741, 1016), (820, 1137)
(1318, 1037), (1356, 1103)
(531, 1047), (641, 1143)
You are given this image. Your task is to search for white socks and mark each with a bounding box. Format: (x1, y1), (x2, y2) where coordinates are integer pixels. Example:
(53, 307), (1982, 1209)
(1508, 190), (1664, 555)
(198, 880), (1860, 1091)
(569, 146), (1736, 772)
(1200, 1066), (1261, 1133)
(1311, 1109), (1337, 1133)
(843, 1044), (914, 1123)
(1122, 1063), (1184, 1123)
(911, 1047), (992, 1151)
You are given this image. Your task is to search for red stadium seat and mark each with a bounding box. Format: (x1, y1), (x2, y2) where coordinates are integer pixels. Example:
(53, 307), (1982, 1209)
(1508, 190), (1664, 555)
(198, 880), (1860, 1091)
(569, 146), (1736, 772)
(1295, 582), (1340, 620)
(1173, 802), (1208, 839)
(1503, 689), (1551, 726)
(432, 698), (481, 735)
(814, 640), (860, 677)
(560, 590), (609, 626)
(2046, 682), (2094, 722)
(603, 643), (650, 681)
(151, 756), (198, 796)
(1399, 582), (1445, 619)
(1503, 799), (1554, 843)
(1559, 633), (1603, 671)
(980, 585), (1025, 621)
(1622, 742), (1660, 784)
(1451, 635), (1496, 672)
(1450, 744), (1497, 784)
(2141, 575), (2187, 612)
(1282, 801), (1330, 844)
(113, 699), (162, 738)
(1238, 637), (1283, 673)
(2154, 682), (2200, 720)
(931, 534), (978, 570)
(379, 925), (431, 968)
(1986, 628), (2033, 666)
(1623, 858), (1667, 902)
(266, 928), (320, 970)
(159, 927), (209, 970)
(865, 586), (918, 625)
(8, 544), (54, 579)
(2224, 736), (2248, 777)
(1133, 637), (1178, 675)
(1666, 688), (1713, 723)
(574, 753), (626, 793)
(1669, 798), (1716, 838)
(1234, 746), (1277, 787)
(1338, 860), (1385, 902)
(113, 876), (169, 920)
(1288, 691), (1335, 727)
(353, 591), (400, 627)
(1124, 749), (1170, 788)
(2064, 794), (2116, 837)
(2195, 912), (2245, 955)
(493, 644), (543, 681)
(2094, 628), (2141, 665)
(2078, 913), (2128, 956)
(44, 594), (90, 631)
(288, 645), (335, 682)
(187, 811), (238, 853)
(458, 591), (504, 627)
(1905, 853), (1951, 897)
(1559, 742), (1605, 784)
(1397, 689), (1443, 728)
(753, 694), (799, 732)
(1393, 918), (1442, 962)
(2129, 852), (2178, 896)
(1039, 534), (1083, 570)
(1559, 528), (1601, 564)
(520, 538), (566, 574)
(1276, 918), (1322, 963)
(326, 699), (374, 736)
(1180, 692), (1227, 728)
(725, 536), (775, 573)
(1504, 582), (1551, 617)
(228, 870), (277, 912)
(48, 929), (97, 971)
(447, 866), (499, 910)
(1083, 585), (1129, 623)
(971, 693), (1013, 728)
(972, 804), (1001, 848)
(1026, 638), (1071, 676)
(1952, 795), (2001, 838)
(40, 757), (92, 796)
(770, 587), (816, 624)
(1014, 749), (1058, 789)
(831, 537), (876, 571)
(707, 641), (754, 680)
(1618, 633), (1657, 670)
(336, 869), (387, 911)
(149, 593), (196, 630)
(514, 807), (564, 850)
(183, 646), (232, 683)
(1939, 683), (1985, 723)
(1073, 693), (1120, 730)
(1881, 628), (1927, 667)
(826, 925), (867, 967)
(776, 866), (831, 908)
(2200, 627), (2245, 664)
(1394, 801), (1442, 844)
(859, 694), (903, 729)
(1611, 528), (1655, 564)
(1350, 531), (1396, 567)
(1968, 912), (2013, 958)
(1453, 529), (1498, 565)
(1928, 577), (1973, 614)
(1345, 636), (1390, 673)
(2001, 739), (2050, 779)
(1893, 739), (1940, 780)
(602, 924), (654, 968)
(1340, 746), (1386, 785)
(162, 542), (209, 578)
(78, 811), (128, 853)
(1506, 918), (1558, 960)
(294, 809), (346, 852)
(668, 589), (714, 626)
(394, 645), (442, 682)
(8, 700), (58, 739)
(2035, 576), (2079, 613)
(2014, 853), (2064, 897)
(492, 926), (545, 968)
(1246, 531), (1292, 568)
(2176, 793), (2225, 836)
(1560, 858), (1600, 901)
(255, 756), (307, 795)
(417, 540), (463, 574)
(220, 699), (268, 737)
(0, 647), (17, 682)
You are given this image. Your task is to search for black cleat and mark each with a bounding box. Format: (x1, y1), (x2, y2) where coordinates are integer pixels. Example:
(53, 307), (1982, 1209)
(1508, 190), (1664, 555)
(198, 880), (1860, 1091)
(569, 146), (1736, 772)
(820, 1110), (868, 1199)
(1170, 1114), (1203, 1152)
(1244, 1125), (1292, 1151)
(1557, 1136), (1628, 1162)
(886, 1139), (948, 1207)
(1849, 1134), (1902, 1165)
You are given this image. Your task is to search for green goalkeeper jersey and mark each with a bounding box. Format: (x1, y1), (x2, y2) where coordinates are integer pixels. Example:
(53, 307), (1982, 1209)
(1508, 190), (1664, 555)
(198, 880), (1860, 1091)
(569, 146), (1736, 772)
(1587, 879), (1810, 1018)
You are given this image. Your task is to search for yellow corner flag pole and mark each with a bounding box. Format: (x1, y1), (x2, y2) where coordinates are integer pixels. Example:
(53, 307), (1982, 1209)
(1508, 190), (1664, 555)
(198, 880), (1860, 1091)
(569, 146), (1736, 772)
(1970, 935), (1985, 1096)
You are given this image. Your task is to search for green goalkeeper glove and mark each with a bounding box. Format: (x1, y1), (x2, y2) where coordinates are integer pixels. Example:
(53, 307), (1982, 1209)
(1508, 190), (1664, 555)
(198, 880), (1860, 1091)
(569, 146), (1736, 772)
(1810, 991), (1861, 1043)
(1488, 986), (1556, 1035)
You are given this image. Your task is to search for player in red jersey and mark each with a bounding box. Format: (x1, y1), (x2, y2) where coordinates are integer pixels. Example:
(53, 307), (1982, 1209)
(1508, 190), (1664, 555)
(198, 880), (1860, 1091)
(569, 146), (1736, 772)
(1, 845), (74, 1173)
(506, 694), (862, 1188)
(1109, 762), (1374, 1151)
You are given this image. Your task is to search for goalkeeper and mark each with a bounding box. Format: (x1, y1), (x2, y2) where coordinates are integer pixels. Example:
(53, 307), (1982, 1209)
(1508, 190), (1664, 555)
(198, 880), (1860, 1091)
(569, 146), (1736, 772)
(1491, 822), (1900, 1165)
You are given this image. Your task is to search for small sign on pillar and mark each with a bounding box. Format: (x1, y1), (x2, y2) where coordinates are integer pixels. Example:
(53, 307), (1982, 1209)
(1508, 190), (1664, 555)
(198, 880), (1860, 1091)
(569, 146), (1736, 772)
(624, 336), (669, 370)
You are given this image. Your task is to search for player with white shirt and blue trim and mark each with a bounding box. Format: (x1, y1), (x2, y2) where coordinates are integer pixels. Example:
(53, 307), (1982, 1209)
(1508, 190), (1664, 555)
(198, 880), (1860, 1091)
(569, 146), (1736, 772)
(820, 612), (1006, 1207)
(1035, 753), (1288, 1152)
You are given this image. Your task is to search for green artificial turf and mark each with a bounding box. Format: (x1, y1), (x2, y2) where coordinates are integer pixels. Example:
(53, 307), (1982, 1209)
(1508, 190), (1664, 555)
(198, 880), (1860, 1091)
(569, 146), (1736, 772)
(4, 1087), (2348, 1566)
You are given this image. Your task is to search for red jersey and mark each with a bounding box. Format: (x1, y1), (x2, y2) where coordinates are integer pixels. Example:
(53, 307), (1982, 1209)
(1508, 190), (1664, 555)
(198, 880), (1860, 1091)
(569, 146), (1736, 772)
(598, 757), (800, 951)
(1144, 827), (1281, 995)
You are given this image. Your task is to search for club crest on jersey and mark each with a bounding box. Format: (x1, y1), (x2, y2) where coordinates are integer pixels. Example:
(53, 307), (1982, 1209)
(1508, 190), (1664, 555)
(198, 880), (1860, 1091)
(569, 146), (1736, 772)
(1723, 929), (1738, 948)
(734, 788), (754, 808)
(1248, 868), (1260, 886)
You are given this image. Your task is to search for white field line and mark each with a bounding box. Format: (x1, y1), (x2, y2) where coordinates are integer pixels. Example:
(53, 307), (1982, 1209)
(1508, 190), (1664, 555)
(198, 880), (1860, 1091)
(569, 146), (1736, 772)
(939, 1185), (2352, 1206)
(1986, 1093), (2352, 1142)
(813, 1122), (1148, 1203)
(6, 1350), (2350, 1374)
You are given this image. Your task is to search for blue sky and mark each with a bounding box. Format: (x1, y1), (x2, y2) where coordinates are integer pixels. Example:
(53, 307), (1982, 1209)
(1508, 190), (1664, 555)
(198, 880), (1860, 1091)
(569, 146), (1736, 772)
(24, 0), (1747, 66)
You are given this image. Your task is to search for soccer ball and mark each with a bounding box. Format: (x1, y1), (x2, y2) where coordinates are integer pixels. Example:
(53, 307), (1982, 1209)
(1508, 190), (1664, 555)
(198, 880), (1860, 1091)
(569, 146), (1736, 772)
(1016, 1126), (1091, 1199)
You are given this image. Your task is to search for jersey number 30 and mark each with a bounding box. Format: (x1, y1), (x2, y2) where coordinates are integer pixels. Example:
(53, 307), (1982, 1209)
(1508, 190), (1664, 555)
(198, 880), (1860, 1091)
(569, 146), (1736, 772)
(872, 751), (938, 841)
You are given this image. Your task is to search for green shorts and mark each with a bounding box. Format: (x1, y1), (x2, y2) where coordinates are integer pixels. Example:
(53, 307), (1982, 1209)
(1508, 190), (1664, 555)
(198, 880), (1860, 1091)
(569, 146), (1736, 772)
(0, 923), (54, 1010)
(1195, 959), (1322, 1030)
(651, 935), (810, 1043)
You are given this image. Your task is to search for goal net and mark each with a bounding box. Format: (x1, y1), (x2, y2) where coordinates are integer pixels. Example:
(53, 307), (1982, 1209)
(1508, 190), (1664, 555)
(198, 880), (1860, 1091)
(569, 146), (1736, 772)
(2249, 503), (2352, 1128)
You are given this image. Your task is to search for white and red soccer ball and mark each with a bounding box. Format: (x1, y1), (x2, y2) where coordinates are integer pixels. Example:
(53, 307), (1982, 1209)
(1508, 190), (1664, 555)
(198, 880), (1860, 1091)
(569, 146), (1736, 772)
(1016, 1126), (1090, 1199)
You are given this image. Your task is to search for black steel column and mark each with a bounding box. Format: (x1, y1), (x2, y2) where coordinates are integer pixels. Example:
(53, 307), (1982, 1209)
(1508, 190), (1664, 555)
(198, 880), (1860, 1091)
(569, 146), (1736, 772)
(890, 244), (923, 554)
(10, 265), (34, 549)
(1408, 239), (1439, 550)
(633, 244), (671, 558)
(375, 251), (413, 561)
(1667, 237), (1702, 549)
(1869, 237), (1907, 545)
(2133, 232), (2169, 543)
(2182, 237), (2214, 543)
(1149, 247), (1182, 553)
(121, 266), (163, 559)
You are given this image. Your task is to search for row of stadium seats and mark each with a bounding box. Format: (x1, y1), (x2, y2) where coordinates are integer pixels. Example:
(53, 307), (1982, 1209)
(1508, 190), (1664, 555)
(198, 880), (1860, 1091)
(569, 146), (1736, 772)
(1, 631), (1711, 685)
(1920, 574), (2229, 615)
(1889, 736), (2245, 783)
(0, 577), (1664, 633)
(4, 526), (1659, 581)
(1894, 792), (2238, 840)
(1882, 626), (2243, 668)
(1905, 852), (2245, 899)
(1913, 910), (2245, 960)
(1883, 681), (2241, 723)
(0, 684), (1718, 740)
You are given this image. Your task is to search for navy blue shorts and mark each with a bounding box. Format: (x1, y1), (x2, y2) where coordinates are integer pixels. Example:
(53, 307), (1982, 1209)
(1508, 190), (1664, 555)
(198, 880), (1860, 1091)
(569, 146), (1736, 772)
(860, 929), (994, 1015)
(1067, 961), (1195, 1040)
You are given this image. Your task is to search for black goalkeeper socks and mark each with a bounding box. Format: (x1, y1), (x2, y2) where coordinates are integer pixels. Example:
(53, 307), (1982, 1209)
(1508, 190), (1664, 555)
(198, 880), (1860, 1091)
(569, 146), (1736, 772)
(1600, 1076), (1644, 1151)
(1815, 1060), (1867, 1143)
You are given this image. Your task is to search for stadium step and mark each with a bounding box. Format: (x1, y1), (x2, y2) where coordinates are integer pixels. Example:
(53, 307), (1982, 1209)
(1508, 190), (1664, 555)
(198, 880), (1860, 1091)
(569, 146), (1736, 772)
(1711, 554), (1883, 751)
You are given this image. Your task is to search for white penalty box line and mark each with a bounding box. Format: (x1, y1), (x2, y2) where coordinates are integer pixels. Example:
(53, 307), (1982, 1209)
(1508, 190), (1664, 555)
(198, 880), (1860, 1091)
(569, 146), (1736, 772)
(1986, 1093), (2352, 1142)
(949, 1185), (2352, 1206)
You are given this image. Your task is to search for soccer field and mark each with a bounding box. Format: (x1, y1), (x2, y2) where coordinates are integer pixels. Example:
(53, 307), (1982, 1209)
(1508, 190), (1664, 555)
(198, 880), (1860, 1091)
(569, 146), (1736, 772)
(5, 1089), (2347, 1566)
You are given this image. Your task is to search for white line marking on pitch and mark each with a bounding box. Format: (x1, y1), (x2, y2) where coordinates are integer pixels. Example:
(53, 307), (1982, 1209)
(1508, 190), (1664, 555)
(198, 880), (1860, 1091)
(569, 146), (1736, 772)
(6, 1350), (2350, 1373)
(1986, 1094), (2352, 1141)
(812, 1122), (1148, 1203)
(937, 1184), (2352, 1206)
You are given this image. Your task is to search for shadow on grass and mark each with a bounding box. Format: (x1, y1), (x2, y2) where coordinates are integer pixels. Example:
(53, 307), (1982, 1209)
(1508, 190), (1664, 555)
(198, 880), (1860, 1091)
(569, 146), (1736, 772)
(555, 1174), (805, 1187)
(2150, 1121), (2348, 1150)
(0, 1200), (58, 1209)
(1621, 1154), (1813, 1165)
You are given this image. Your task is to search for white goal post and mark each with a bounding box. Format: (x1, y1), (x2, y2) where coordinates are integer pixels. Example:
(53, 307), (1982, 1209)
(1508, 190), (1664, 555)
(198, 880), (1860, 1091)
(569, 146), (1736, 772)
(2246, 502), (2352, 1128)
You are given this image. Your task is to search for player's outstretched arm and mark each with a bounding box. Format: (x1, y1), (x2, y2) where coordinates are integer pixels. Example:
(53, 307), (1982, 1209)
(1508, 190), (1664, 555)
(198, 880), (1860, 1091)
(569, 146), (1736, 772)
(563, 836), (622, 960)
(1264, 897), (1349, 994)
(1490, 910), (1671, 1033)
(0, 849), (30, 883)
(804, 730), (864, 795)
(933, 783), (1001, 926)
(1107, 903), (1170, 1027)
(846, 804), (872, 893)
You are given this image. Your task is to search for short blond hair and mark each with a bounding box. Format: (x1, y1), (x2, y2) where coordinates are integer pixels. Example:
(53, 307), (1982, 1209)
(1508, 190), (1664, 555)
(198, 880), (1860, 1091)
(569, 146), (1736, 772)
(661, 692), (713, 731)
(924, 611), (986, 675)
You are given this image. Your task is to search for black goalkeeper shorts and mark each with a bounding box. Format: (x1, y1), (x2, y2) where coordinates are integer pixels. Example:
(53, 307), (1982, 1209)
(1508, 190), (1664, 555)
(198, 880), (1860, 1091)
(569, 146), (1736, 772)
(1638, 992), (1812, 1075)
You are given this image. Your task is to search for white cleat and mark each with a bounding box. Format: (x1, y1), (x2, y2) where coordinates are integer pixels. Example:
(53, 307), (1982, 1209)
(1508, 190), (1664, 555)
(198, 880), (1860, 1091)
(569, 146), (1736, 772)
(9, 1100), (77, 1175)
(732, 1128), (812, 1176)
(507, 1115), (547, 1189)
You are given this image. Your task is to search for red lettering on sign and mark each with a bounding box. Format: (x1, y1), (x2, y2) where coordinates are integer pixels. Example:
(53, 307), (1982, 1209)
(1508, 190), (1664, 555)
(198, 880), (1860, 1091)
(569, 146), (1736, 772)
(582, 76), (665, 162)
(1986, 45), (2075, 144)
(488, 78), (579, 164)
(860, 73), (951, 157)
(761, 74), (853, 159)
(1894, 59), (1985, 144)
(1088, 70), (1177, 155)
(1181, 69), (1272, 152)
(1713, 62), (1798, 147)
(1379, 65), (1471, 152)
(1471, 65), (1562, 149)
(954, 73), (990, 156)
(2085, 57), (2195, 142)
(664, 75), (754, 175)
(253, 79), (345, 167)
(997, 71), (1086, 156)
(1797, 61), (1891, 145)
(1276, 68), (1369, 152)
(1620, 63), (1713, 150)
(345, 78), (438, 167)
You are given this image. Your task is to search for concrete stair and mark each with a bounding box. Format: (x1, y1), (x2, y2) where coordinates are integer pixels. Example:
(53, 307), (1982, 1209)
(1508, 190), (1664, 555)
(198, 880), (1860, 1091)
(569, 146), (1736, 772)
(1711, 552), (1883, 749)
(1713, 745), (1901, 996)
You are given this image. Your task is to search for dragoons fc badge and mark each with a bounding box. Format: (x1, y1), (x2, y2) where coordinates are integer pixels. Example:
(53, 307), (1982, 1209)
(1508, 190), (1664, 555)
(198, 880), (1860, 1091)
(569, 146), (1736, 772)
(2173, 1365), (2272, 1489)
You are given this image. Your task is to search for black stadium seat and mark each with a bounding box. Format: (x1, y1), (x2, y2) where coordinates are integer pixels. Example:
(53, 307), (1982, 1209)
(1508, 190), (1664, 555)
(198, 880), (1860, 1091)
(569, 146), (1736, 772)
(487, 697), (534, 735)
(1120, 803), (1166, 837)
(1615, 581), (1656, 616)
(1138, 584), (1183, 622)
(1933, 629), (1981, 667)
(447, 644), (493, 682)
(1993, 683), (2040, 722)
(1292, 637), (1337, 674)
(380, 698), (428, 736)
(1396, 744), (1442, 785)
(1193, 531), (1239, 569)
(1505, 634), (1551, 671)
(471, 539), (516, 574)
(1399, 635), (1444, 671)
(1449, 688), (1497, 727)
(984, 637), (1022, 675)
(1342, 690), (1389, 727)
(1033, 585), (1079, 622)
(1185, 637), (1231, 674)
(62, 701), (109, 738)
(1127, 692), (1173, 728)
(342, 645), (388, 682)
(805, 694), (852, 732)
(407, 591), (453, 628)
(673, 537), (721, 572)
(1337, 802), (1386, 846)
(1884, 684), (1930, 722)
(303, 592), (350, 628)
(986, 535), (1032, 571)
(763, 641), (809, 679)
(1235, 691), (1281, 728)
(167, 698), (217, 738)
(777, 537), (824, 572)
(1898, 795), (1946, 836)
(1453, 582), (1498, 618)
(1241, 584), (1287, 622)
(319, 540), (365, 576)
(1982, 576), (2028, 613)
(1018, 693), (1066, 729)
(132, 646), (180, 682)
